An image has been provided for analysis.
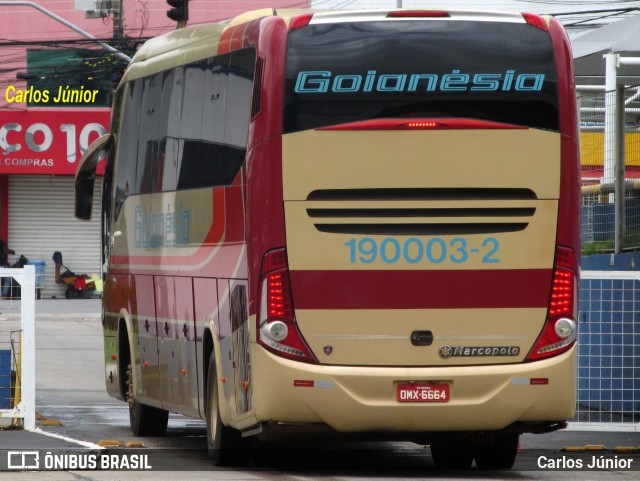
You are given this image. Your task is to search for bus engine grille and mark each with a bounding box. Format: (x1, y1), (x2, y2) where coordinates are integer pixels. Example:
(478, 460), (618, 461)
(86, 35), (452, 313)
(305, 188), (537, 236)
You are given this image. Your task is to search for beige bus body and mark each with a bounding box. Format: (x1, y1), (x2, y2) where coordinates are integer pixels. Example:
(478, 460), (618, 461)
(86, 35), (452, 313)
(77, 8), (579, 465)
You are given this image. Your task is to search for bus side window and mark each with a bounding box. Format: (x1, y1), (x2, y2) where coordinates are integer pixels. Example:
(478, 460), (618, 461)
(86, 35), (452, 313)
(102, 157), (114, 273)
(113, 80), (143, 222)
(176, 48), (256, 190)
(112, 48), (258, 205)
(162, 67), (184, 192)
(225, 48), (255, 155)
(137, 73), (164, 194)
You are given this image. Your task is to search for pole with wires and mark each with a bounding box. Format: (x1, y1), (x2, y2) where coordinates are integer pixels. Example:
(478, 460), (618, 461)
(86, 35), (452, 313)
(0, 1), (131, 62)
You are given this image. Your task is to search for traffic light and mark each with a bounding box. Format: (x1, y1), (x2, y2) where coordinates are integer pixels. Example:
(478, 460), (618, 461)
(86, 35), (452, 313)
(166, 0), (188, 23)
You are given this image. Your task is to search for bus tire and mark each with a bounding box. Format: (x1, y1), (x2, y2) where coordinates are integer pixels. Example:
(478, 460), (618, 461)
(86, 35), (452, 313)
(430, 441), (473, 470)
(473, 433), (519, 470)
(126, 363), (169, 437)
(205, 353), (250, 466)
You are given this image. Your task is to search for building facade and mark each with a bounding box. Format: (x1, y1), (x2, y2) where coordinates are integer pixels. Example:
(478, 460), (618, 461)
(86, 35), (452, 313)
(0, 0), (307, 298)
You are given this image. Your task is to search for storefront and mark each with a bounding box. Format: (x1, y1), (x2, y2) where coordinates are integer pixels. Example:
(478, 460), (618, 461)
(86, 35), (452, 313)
(0, 108), (109, 298)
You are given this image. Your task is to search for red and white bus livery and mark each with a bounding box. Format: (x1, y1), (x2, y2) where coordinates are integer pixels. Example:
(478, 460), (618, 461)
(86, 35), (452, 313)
(76, 8), (580, 469)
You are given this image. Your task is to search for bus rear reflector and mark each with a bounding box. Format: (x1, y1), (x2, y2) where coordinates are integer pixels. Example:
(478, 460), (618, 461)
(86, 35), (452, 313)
(526, 246), (577, 361)
(258, 248), (317, 363)
(522, 13), (549, 31)
(317, 118), (527, 131)
(387, 11), (450, 18)
(260, 248), (287, 276)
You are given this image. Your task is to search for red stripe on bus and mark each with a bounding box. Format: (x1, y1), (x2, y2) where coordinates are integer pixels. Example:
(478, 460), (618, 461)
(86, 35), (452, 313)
(548, 15), (581, 253)
(289, 269), (552, 310)
(231, 22), (249, 51)
(219, 23), (251, 54)
(218, 26), (237, 54)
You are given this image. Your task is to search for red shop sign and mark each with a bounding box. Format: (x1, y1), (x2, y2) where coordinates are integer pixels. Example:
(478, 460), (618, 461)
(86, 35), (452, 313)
(0, 108), (110, 175)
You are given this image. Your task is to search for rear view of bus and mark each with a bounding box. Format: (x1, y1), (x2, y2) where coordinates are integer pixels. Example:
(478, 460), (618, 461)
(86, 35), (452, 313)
(254, 10), (579, 469)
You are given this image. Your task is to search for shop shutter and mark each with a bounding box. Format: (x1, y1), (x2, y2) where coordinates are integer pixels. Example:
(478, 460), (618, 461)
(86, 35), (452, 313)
(8, 175), (102, 299)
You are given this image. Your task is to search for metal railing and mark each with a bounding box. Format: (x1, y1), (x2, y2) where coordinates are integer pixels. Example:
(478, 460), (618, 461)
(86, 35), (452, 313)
(580, 85), (640, 254)
(0, 266), (35, 430)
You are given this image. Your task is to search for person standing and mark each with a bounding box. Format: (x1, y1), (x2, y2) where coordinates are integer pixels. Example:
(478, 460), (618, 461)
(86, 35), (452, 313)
(0, 239), (15, 299)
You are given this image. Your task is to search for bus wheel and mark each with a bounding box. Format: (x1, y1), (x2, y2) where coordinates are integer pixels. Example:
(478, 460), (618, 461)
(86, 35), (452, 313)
(430, 441), (473, 470)
(205, 353), (250, 466)
(473, 433), (519, 470)
(126, 364), (169, 436)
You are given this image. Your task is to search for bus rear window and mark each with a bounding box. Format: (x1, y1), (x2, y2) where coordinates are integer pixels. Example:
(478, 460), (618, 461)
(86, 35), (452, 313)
(283, 20), (559, 133)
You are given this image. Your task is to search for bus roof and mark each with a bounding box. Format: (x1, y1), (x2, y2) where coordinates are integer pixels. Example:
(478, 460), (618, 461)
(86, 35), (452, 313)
(123, 8), (542, 83)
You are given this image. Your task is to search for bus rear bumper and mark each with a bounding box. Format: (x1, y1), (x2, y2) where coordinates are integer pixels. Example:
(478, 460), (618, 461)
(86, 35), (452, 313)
(251, 345), (577, 434)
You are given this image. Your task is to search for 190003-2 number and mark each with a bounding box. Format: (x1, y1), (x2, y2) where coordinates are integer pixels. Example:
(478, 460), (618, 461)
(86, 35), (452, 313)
(344, 237), (500, 265)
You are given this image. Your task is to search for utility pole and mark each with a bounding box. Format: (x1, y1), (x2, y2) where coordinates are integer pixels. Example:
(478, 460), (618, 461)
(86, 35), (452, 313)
(0, 1), (130, 62)
(112, 0), (124, 39)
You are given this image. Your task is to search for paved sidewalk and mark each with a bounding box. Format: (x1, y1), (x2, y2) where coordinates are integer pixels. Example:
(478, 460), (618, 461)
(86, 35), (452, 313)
(0, 424), (636, 452)
(0, 299), (104, 455)
(0, 299), (638, 472)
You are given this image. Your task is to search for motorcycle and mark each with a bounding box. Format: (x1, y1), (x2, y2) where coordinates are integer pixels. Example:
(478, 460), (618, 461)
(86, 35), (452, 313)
(52, 251), (102, 299)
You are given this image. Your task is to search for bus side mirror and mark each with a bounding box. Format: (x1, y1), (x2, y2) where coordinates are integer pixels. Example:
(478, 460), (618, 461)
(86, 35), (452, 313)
(75, 133), (113, 221)
(75, 175), (95, 221)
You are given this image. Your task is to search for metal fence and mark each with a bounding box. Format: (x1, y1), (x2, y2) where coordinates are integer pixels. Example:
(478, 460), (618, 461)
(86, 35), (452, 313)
(580, 85), (640, 255)
(575, 271), (640, 430)
(0, 266), (35, 431)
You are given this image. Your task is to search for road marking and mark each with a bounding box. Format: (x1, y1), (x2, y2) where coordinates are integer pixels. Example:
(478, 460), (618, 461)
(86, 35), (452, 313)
(32, 427), (105, 450)
(37, 405), (128, 409)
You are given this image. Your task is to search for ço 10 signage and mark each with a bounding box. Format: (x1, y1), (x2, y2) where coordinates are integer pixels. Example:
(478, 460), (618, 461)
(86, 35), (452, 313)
(0, 109), (111, 175)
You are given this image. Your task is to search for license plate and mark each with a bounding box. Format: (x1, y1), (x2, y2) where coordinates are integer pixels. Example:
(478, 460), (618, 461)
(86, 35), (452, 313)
(396, 383), (450, 403)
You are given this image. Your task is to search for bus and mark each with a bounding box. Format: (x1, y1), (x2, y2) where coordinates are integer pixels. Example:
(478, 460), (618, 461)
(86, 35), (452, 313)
(75, 8), (580, 470)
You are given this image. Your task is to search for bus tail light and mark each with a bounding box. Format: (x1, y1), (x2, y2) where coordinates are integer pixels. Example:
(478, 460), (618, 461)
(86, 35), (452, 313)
(317, 118), (526, 131)
(526, 246), (578, 361)
(387, 11), (450, 18)
(258, 248), (318, 363)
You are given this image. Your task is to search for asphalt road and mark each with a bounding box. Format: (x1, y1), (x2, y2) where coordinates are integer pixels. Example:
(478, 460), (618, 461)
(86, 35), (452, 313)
(0, 299), (637, 480)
